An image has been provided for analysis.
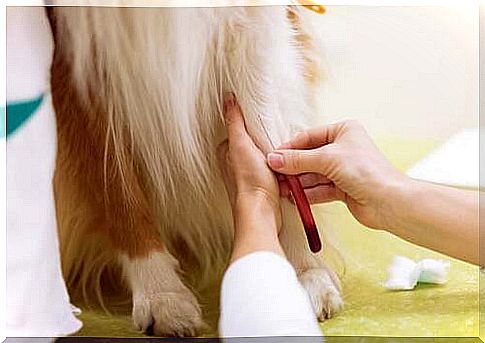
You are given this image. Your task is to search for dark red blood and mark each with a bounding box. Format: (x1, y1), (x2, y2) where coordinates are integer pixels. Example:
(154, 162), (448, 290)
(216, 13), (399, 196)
(285, 175), (322, 253)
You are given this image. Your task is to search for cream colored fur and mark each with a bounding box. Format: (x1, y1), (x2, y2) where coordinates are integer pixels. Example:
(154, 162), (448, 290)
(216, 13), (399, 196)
(120, 252), (205, 335)
(53, 4), (342, 335)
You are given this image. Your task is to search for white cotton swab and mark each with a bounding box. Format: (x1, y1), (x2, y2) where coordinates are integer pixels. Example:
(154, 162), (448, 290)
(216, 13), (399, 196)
(384, 255), (450, 291)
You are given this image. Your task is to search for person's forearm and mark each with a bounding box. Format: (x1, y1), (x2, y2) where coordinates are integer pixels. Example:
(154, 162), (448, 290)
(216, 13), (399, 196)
(387, 179), (479, 265)
(230, 195), (284, 263)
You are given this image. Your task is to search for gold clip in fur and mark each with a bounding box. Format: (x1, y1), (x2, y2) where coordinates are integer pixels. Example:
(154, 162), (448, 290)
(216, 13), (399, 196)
(298, 0), (326, 15)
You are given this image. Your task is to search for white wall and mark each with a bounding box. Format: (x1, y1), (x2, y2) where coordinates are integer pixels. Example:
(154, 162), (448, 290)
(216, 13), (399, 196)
(311, 6), (478, 140)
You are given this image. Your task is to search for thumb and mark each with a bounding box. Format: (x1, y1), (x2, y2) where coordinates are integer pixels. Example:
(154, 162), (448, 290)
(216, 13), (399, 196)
(267, 148), (328, 175)
(223, 93), (247, 141)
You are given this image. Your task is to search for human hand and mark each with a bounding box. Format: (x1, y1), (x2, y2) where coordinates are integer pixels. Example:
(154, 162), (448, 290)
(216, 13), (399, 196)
(217, 94), (284, 261)
(217, 94), (285, 261)
(217, 95), (280, 218)
(267, 120), (408, 230)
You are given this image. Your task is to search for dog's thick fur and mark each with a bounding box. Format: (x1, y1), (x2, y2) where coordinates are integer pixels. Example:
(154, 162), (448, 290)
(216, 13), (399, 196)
(48, 4), (343, 337)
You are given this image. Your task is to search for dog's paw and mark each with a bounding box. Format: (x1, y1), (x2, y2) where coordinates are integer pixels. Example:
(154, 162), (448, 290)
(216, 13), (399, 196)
(121, 252), (206, 337)
(132, 288), (205, 337)
(299, 268), (343, 321)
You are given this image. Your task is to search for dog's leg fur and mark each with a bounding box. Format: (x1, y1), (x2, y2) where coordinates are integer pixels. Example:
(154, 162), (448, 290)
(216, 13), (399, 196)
(224, 6), (343, 321)
(50, 5), (342, 335)
(120, 253), (204, 336)
(279, 202), (343, 320)
(50, 24), (204, 336)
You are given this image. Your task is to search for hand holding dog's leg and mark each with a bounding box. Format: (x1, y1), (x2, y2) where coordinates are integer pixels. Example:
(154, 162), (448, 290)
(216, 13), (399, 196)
(217, 94), (284, 263)
(218, 93), (343, 321)
(218, 95), (323, 337)
(223, 7), (344, 320)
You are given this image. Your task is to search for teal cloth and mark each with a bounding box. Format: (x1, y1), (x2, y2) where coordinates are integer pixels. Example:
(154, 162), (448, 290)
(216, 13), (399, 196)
(4, 94), (45, 138)
(0, 106), (4, 139)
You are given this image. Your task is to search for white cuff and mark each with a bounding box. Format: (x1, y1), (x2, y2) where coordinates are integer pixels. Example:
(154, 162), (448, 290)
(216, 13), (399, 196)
(219, 251), (322, 338)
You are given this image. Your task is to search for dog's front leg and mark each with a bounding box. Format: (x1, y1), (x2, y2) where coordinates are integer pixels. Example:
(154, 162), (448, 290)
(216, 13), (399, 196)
(279, 202), (343, 321)
(223, 6), (343, 321)
(103, 162), (205, 337)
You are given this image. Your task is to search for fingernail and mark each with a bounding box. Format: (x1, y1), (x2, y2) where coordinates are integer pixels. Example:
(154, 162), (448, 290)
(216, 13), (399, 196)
(224, 93), (235, 112)
(267, 152), (284, 169)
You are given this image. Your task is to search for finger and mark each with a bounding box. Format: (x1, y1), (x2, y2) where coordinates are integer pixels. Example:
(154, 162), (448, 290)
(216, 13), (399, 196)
(304, 184), (340, 204)
(298, 173), (331, 188)
(267, 147), (332, 175)
(216, 141), (235, 195)
(279, 122), (345, 150)
(278, 125), (341, 150)
(223, 93), (247, 141)
(216, 140), (229, 165)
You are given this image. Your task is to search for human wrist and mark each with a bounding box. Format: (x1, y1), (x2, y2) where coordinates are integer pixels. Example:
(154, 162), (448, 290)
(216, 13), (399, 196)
(234, 192), (281, 230)
(382, 176), (421, 234)
(231, 193), (284, 262)
(230, 229), (284, 263)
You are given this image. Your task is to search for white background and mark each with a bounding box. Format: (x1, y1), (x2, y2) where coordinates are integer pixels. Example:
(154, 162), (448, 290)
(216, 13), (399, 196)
(312, 5), (478, 140)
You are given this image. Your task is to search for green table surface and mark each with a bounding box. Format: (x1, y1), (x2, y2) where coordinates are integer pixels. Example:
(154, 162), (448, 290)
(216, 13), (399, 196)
(73, 136), (481, 340)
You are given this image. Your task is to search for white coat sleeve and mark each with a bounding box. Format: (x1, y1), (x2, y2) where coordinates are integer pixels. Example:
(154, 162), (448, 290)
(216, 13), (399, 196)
(6, 7), (82, 337)
(219, 251), (323, 339)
